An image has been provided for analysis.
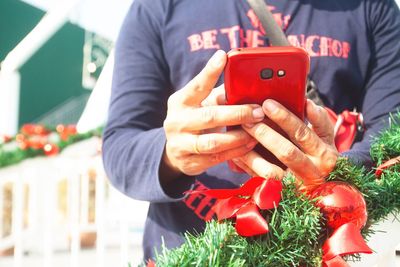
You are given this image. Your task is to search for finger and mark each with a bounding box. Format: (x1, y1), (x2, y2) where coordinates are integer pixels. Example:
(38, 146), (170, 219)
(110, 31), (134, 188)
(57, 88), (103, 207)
(305, 99), (335, 145)
(289, 169), (325, 192)
(236, 151), (285, 179)
(231, 158), (258, 177)
(189, 130), (257, 154)
(173, 50), (226, 107)
(262, 99), (323, 156)
(242, 122), (319, 179)
(175, 104), (264, 131)
(201, 84), (226, 107)
(185, 144), (256, 176)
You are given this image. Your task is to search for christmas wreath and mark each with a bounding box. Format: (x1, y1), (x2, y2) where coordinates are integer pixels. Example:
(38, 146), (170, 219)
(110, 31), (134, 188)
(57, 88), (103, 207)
(150, 113), (400, 267)
(0, 124), (102, 168)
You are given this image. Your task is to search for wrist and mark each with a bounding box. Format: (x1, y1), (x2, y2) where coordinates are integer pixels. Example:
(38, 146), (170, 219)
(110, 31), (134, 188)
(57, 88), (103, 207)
(159, 147), (182, 183)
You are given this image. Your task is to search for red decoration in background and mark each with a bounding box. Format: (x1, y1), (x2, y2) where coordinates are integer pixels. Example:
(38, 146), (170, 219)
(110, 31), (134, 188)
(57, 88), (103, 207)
(0, 135), (12, 144)
(43, 143), (59, 156)
(375, 156), (400, 177)
(21, 124), (49, 136)
(57, 124), (77, 141)
(9, 123), (79, 156)
(312, 181), (372, 266)
(312, 181), (367, 229)
(192, 177), (283, 237)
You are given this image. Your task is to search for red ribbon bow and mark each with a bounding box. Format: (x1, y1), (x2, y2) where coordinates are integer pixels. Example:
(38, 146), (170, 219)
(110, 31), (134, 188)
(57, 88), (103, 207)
(322, 222), (372, 266)
(193, 177), (282, 237)
(321, 218), (372, 266)
(375, 156), (400, 178)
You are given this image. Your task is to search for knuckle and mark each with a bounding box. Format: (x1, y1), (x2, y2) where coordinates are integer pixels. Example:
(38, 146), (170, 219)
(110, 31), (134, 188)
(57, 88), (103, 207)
(200, 107), (217, 124)
(294, 124), (311, 143)
(254, 124), (270, 139)
(317, 149), (338, 176)
(204, 136), (218, 153)
(235, 107), (251, 123)
(324, 152), (338, 171)
(279, 144), (298, 162)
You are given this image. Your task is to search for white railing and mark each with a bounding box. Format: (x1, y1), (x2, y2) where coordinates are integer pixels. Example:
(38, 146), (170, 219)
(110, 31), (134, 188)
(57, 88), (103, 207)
(0, 137), (148, 267)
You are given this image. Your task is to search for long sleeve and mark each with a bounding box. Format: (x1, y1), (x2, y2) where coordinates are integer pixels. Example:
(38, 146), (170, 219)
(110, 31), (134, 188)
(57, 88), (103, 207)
(102, 1), (194, 202)
(343, 0), (400, 166)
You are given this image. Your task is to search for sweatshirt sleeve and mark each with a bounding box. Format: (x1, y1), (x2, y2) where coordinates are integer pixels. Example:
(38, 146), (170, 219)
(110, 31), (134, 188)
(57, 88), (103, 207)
(343, 0), (400, 167)
(102, 1), (195, 202)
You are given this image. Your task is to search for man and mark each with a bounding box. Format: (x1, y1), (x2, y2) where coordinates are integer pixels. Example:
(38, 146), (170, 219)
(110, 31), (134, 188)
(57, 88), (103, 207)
(102, 0), (400, 261)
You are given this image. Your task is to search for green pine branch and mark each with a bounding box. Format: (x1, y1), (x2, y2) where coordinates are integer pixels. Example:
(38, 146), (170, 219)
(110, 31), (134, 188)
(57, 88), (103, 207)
(150, 113), (400, 267)
(153, 176), (323, 267)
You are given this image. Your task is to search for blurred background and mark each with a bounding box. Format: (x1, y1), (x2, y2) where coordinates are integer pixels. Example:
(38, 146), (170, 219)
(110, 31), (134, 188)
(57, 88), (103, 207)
(1, 0), (400, 267)
(0, 0), (149, 266)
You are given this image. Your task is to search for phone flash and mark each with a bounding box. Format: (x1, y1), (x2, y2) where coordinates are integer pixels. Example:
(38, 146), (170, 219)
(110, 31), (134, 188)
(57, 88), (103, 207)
(277, 70), (285, 77)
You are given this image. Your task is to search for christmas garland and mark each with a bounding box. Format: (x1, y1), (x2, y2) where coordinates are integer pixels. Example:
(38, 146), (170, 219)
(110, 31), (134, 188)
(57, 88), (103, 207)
(0, 124), (103, 169)
(150, 113), (400, 267)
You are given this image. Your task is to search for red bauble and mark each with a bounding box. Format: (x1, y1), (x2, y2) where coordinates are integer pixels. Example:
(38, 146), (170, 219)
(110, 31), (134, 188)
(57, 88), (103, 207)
(43, 143), (59, 156)
(312, 181), (367, 230)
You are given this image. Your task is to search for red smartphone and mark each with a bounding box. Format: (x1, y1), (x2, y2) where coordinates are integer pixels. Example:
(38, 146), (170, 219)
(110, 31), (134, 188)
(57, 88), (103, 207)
(224, 46), (310, 170)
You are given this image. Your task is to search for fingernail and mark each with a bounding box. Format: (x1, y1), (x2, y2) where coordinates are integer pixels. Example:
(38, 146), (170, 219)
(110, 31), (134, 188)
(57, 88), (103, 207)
(263, 100), (277, 113)
(252, 107), (265, 120)
(246, 140), (258, 148)
(210, 50), (225, 68)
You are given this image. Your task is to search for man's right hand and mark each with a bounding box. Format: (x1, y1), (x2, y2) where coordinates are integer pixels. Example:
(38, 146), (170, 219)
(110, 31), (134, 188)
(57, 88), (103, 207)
(162, 50), (265, 178)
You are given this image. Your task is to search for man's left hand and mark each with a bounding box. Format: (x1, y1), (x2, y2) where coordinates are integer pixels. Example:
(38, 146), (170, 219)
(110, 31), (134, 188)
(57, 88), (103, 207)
(236, 99), (339, 192)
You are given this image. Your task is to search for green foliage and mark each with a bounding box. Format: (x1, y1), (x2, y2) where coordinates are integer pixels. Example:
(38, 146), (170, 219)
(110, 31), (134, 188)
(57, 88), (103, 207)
(247, 176), (322, 267)
(154, 221), (247, 267)
(152, 113), (400, 267)
(154, 176), (323, 267)
(0, 127), (103, 168)
(370, 113), (400, 165)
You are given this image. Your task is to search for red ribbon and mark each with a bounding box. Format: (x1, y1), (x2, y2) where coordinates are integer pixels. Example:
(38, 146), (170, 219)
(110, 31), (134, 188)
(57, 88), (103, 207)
(322, 223), (372, 267)
(375, 156), (400, 177)
(147, 259), (156, 267)
(192, 177), (282, 237)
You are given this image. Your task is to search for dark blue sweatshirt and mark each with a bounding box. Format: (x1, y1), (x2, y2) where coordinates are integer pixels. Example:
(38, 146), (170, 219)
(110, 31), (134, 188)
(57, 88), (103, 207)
(103, 0), (400, 260)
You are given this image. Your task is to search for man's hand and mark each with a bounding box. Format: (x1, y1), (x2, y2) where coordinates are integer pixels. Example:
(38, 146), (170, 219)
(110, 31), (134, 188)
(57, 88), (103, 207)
(236, 99), (339, 191)
(162, 50), (266, 178)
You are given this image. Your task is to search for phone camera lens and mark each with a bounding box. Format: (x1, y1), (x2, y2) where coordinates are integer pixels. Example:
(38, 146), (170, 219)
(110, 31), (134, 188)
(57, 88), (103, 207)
(260, 68), (273, 79)
(277, 70), (285, 77)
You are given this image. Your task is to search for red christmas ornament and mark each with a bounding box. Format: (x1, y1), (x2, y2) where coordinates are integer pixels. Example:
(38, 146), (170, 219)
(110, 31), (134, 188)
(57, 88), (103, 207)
(21, 124), (49, 136)
(312, 181), (367, 230)
(43, 143), (59, 156)
(57, 124), (77, 141)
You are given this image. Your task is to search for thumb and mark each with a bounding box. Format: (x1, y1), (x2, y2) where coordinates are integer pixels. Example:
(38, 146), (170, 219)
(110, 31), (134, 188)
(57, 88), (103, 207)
(176, 50), (226, 107)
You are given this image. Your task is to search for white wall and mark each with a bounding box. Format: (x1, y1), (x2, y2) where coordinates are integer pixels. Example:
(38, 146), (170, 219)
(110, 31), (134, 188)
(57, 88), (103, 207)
(20, 0), (132, 41)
